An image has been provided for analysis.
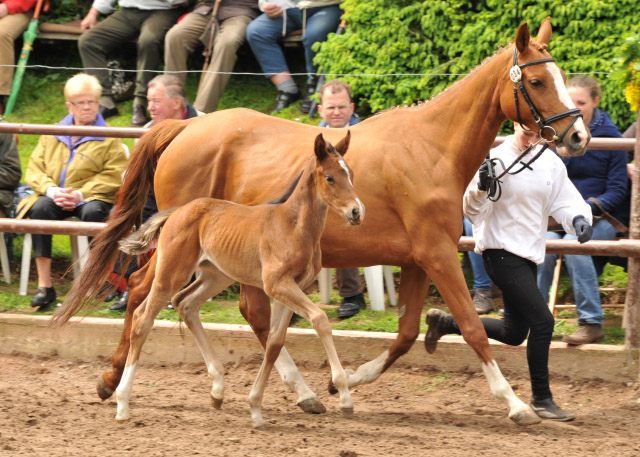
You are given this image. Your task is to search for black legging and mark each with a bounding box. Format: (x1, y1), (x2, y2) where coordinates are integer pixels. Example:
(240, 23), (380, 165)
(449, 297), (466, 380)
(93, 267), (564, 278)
(451, 249), (554, 400)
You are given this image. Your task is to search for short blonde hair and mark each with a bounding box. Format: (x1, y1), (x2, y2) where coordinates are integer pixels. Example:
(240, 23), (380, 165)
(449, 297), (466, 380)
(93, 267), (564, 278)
(64, 73), (102, 100)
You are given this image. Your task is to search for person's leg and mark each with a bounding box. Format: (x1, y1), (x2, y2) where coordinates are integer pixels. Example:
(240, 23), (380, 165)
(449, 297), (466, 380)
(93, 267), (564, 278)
(463, 218), (493, 313)
(78, 10), (141, 110)
(301, 6), (342, 74)
(0, 12), (32, 97)
(193, 15), (252, 113)
(536, 231), (563, 303)
(76, 199), (113, 224)
(164, 12), (209, 85)
(335, 268), (365, 318)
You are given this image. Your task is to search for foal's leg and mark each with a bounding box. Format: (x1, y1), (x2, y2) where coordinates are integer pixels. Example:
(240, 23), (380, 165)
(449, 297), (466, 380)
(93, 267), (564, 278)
(247, 300), (293, 429)
(172, 261), (235, 409)
(241, 285), (325, 413)
(97, 256), (156, 400)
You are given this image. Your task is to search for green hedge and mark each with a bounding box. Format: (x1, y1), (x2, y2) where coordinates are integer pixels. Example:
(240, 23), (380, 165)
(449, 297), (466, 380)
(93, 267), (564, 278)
(315, 0), (640, 131)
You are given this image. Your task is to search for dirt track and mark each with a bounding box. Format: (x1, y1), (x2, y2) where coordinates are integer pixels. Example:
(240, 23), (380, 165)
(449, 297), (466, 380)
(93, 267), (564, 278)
(1, 351), (639, 457)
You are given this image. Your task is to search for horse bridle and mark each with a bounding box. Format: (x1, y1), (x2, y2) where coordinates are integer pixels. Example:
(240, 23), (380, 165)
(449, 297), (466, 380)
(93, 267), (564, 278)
(482, 47), (583, 201)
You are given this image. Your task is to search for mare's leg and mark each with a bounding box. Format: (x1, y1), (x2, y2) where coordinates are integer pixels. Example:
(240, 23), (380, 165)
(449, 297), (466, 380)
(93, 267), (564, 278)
(267, 280), (353, 416)
(420, 238), (539, 426)
(247, 300), (293, 429)
(97, 255), (156, 400)
(172, 261), (235, 409)
(241, 284), (325, 413)
(336, 266), (430, 390)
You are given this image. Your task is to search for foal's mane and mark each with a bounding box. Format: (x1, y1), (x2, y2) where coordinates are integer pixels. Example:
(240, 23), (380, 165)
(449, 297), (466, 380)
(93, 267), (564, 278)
(268, 170), (304, 204)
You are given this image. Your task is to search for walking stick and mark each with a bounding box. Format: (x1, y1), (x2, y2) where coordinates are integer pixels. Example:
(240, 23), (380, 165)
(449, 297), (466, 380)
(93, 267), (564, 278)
(198, 0), (222, 91)
(308, 18), (347, 118)
(4, 0), (46, 115)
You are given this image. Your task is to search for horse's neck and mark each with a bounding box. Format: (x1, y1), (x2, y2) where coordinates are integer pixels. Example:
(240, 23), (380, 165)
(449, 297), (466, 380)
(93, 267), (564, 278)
(281, 160), (328, 239)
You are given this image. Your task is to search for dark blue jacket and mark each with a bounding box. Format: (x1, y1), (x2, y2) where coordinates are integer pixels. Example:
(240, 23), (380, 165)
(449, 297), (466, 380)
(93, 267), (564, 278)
(561, 108), (627, 214)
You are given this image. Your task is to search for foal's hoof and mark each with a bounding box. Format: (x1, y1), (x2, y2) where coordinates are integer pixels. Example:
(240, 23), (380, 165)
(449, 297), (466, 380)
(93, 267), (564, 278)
(510, 410), (542, 426)
(341, 407), (354, 417)
(328, 380), (338, 395)
(211, 397), (223, 409)
(297, 398), (326, 414)
(96, 377), (114, 401)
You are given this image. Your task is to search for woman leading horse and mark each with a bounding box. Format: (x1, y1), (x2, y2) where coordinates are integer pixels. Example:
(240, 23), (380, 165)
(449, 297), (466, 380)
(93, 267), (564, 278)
(54, 17), (590, 426)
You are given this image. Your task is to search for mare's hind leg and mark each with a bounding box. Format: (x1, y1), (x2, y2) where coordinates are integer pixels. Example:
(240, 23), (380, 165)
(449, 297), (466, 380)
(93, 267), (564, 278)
(172, 261), (235, 409)
(247, 300), (293, 429)
(97, 255), (156, 400)
(241, 285), (325, 414)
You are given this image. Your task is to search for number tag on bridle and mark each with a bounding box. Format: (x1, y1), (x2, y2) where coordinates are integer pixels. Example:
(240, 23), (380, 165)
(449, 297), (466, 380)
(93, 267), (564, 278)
(509, 65), (522, 83)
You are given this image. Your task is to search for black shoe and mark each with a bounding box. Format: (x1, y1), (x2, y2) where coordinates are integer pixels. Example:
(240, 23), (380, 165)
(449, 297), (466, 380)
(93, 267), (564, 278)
(424, 309), (453, 354)
(530, 397), (575, 421)
(109, 289), (129, 311)
(300, 77), (318, 114)
(270, 90), (301, 113)
(337, 293), (366, 319)
(99, 105), (119, 120)
(31, 287), (57, 310)
(130, 104), (149, 127)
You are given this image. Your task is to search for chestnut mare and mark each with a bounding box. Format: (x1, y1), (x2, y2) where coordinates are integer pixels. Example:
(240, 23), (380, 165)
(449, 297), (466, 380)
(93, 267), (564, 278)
(112, 133), (362, 428)
(54, 18), (589, 426)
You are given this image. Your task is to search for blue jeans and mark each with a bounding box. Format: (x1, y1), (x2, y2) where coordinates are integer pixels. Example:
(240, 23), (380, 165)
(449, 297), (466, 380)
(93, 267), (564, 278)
(536, 219), (616, 325)
(463, 217), (491, 289)
(246, 6), (342, 77)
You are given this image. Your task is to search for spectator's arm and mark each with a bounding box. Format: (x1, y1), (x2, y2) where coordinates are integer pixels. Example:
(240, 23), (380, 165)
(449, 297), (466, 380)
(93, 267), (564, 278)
(81, 6), (102, 30)
(591, 148), (628, 214)
(24, 137), (59, 196)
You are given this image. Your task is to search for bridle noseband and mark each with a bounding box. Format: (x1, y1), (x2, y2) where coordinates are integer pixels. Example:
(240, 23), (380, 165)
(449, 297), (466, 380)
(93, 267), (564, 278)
(483, 47), (583, 201)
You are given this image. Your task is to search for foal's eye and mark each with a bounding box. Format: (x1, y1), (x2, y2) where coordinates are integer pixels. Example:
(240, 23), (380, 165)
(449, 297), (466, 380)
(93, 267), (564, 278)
(325, 175), (335, 184)
(529, 79), (544, 88)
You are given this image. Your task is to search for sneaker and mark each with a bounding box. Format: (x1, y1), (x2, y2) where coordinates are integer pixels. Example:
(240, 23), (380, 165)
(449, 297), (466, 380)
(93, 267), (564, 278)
(31, 287), (57, 310)
(337, 293), (366, 319)
(530, 397), (575, 421)
(270, 90), (301, 113)
(473, 287), (494, 314)
(562, 323), (604, 345)
(300, 77), (318, 114)
(109, 289), (129, 311)
(424, 309), (453, 354)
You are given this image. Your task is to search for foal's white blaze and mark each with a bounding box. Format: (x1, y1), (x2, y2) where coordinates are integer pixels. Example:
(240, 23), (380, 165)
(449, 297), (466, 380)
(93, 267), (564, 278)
(337, 158), (365, 216)
(115, 363), (137, 420)
(546, 62), (588, 144)
(482, 360), (531, 418)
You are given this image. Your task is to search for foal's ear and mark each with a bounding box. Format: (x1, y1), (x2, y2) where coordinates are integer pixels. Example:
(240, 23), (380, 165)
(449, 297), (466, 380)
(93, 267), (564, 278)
(315, 133), (328, 161)
(536, 17), (552, 47)
(515, 22), (531, 53)
(334, 130), (351, 157)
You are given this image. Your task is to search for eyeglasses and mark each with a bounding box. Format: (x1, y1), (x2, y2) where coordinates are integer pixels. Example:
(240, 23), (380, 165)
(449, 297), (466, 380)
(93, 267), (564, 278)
(69, 100), (98, 107)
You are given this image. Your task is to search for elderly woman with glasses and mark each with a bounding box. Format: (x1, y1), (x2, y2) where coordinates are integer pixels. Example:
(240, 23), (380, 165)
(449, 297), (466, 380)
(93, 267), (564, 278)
(16, 73), (128, 310)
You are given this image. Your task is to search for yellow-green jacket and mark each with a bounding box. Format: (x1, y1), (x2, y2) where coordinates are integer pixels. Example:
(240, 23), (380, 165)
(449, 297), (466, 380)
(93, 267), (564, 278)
(16, 113), (127, 218)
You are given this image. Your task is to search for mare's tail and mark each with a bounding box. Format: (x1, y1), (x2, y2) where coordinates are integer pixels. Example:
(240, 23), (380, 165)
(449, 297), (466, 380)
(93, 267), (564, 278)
(51, 119), (190, 326)
(118, 208), (176, 255)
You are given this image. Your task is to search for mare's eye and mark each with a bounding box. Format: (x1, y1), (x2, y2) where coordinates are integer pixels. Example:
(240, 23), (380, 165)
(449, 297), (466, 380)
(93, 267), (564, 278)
(325, 175), (335, 184)
(530, 79), (544, 88)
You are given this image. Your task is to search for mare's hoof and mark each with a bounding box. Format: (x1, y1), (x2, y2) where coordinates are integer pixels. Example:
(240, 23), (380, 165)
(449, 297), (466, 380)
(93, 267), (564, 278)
(328, 380), (338, 395)
(211, 397), (223, 409)
(341, 407), (354, 417)
(97, 377), (114, 400)
(510, 410), (542, 426)
(297, 398), (326, 414)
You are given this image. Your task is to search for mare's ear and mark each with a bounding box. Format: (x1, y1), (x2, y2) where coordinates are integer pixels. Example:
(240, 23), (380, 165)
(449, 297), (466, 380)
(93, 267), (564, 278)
(515, 22), (530, 53)
(314, 133), (328, 161)
(536, 17), (552, 47)
(334, 130), (351, 157)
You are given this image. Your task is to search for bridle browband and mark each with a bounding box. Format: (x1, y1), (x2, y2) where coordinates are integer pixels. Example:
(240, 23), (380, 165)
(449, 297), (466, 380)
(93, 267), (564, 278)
(482, 47), (583, 201)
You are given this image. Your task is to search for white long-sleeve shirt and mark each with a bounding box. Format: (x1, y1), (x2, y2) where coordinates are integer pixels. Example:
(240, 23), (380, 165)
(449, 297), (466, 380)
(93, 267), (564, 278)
(463, 135), (592, 265)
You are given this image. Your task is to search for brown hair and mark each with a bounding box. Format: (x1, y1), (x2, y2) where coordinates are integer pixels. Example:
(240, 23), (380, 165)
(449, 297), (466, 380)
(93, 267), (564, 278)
(567, 75), (601, 101)
(319, 79), (352, 104)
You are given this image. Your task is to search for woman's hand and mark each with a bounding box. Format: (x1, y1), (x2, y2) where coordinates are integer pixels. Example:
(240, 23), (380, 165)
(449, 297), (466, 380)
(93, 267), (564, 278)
(262, 2), (283, 18)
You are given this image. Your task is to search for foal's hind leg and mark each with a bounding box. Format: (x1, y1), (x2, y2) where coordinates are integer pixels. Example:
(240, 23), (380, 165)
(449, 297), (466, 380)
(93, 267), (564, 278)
(241, 285), (325, 414)
(172, 261), (234, 409)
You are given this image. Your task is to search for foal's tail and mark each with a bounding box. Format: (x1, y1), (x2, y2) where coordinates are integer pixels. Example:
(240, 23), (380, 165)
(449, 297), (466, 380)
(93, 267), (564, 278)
(118, 208), (176, 255)
(51, 119), (191, 327)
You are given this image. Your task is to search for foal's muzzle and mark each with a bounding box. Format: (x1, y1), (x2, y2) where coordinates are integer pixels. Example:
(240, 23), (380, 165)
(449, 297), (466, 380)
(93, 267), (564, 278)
(345, 202), (364, 226)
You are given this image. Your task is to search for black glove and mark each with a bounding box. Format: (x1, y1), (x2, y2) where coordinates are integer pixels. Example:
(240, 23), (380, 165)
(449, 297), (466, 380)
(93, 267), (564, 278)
(572, 215), (593, 243)
(478, 159), (492, 191)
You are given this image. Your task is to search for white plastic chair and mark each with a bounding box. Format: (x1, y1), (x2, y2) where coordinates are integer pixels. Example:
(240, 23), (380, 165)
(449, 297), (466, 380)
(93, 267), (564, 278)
(318, 266), (396, 311)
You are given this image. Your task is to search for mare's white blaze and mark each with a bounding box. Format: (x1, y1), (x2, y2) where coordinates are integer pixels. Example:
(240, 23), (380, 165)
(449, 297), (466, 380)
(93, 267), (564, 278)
(274, 347), (318, 402)
(546, 62), (588, 137)
(115, 363), (137, 420)
(482, 360), (531, 418)
(346, 350), (389, 387)
(338, 159), (354, 187)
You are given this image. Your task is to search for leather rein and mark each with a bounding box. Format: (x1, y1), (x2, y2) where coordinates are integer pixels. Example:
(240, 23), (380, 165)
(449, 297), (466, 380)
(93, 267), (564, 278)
(484, 47), (583, 201)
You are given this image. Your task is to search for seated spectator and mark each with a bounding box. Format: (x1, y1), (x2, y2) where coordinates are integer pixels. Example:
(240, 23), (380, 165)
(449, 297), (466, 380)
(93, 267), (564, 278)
(246, 0), (342, 113)
(165, 0), (259, 113)
(537, 75), (627, 345)
(462, 217), (494, 314)
(78, 0), (188, 126)
(0, 0), (37, 114)
(15, 73), (128, 310)
(0, 123), (22, 218)
(109, 74), (204, 311)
